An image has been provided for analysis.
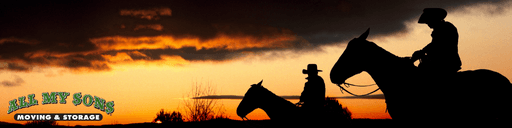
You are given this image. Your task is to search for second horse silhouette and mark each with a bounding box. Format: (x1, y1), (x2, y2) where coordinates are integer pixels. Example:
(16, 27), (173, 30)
(237, 80), (351, 123)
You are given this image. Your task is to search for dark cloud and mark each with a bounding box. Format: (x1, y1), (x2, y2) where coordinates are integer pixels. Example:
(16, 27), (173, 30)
(1, 75), (24, 87)
(0, 0), (507, 72)
(64, 59), (111, 71)
(120, 7), (172, 20)
(5, 63), (31, 71)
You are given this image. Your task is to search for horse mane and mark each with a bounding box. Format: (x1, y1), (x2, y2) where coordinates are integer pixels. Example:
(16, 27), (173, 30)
(248, 85), (290, 104)
(353, 39), (400, 61)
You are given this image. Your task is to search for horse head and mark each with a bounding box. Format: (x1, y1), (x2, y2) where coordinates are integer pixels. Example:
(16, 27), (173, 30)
(330, 28), (372, 85)
(237, 80), (300, 120)
(236, 80), (264, 119)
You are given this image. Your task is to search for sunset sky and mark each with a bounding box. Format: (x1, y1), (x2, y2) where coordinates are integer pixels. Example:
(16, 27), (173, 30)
(1, 0), (511, 126)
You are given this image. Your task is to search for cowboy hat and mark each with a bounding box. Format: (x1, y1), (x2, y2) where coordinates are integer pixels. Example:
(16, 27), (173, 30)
(418, 8), (447, 24)
(303, 64), (322, 74)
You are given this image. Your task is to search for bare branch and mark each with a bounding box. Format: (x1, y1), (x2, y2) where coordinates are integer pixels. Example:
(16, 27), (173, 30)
(180, 79), (227, 122)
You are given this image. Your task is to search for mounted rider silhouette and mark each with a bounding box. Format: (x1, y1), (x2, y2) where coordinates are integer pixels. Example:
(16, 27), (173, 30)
(296, 64), (325, 120)
(410, 8), (462, 79)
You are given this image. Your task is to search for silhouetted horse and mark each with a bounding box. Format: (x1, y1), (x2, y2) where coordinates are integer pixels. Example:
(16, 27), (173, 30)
(330, 29), (512, 120)
(237, 80), (352, 124)
(237, 80), (299, 121)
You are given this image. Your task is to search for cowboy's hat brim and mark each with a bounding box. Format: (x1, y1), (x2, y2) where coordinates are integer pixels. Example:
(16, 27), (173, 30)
(303, 69), (322, 74)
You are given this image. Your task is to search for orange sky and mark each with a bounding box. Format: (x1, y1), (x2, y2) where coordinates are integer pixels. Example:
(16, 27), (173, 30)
(1, 2), (512, 126)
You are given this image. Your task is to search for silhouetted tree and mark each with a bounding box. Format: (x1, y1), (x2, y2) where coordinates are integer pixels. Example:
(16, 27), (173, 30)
(25, 120), (58, 126)
(181, 79), (227, 122)
(153, 109), (184, 123)
(323, 97), (352, 120)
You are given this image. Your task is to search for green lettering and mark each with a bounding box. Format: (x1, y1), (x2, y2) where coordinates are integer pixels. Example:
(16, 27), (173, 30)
(7, 99), (19, 114)
(73, 92), (82, 106)
(106, 101), (115, 115)
(42, 92), (58, 104)
(18, 96), (28, 108)
(27, 94), (38, 106)
(94, 96), (105, 111)
(83, 94), (94, 107)
(58, 92), (70, 104)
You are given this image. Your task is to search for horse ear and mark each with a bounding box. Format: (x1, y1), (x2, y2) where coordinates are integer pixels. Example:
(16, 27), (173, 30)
(251, 80), (263, 87)
(358, 28), (370, 40)
(257, 80), (263, 86)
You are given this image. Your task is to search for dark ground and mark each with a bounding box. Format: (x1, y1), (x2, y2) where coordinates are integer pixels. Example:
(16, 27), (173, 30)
(1, 119), (508, 127)
(1, 119), (392, 127)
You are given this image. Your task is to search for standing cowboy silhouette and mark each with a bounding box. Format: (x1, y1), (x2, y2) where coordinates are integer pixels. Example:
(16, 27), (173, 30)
(411, 8), (462, 75)
(297, 64), (325, 119)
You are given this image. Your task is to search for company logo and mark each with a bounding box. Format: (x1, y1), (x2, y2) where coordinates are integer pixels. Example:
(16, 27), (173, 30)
(7, 92), (114, 121)
(14, 113), (103, 121)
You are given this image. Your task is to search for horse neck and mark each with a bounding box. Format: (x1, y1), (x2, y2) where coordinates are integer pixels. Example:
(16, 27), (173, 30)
(360, 41), (415, 96)
(255, 87), (296, 119)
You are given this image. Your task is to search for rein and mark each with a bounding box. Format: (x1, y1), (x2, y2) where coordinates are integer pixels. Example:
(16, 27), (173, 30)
(337, 83), (380, 97)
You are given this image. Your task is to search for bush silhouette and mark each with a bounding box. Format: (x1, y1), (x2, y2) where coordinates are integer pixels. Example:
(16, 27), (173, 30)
(323, 97), (352, 120)
(153, 109), (184, 123)
(24, 120), (58, 126)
